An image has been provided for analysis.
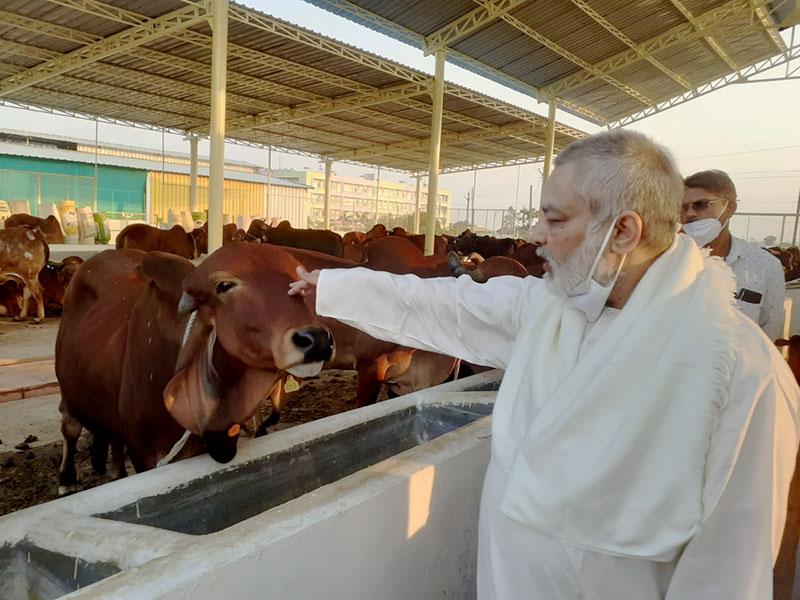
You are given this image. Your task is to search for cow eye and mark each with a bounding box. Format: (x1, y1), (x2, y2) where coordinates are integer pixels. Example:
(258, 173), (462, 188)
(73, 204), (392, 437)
(215, 281), (237, 294)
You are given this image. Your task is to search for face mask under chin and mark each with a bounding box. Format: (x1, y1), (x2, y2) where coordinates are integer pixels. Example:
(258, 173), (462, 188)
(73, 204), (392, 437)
(543, 217), (626, 321)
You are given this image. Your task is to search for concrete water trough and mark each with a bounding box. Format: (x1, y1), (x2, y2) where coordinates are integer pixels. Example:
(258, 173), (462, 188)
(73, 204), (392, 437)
(0, 370), (501, 600)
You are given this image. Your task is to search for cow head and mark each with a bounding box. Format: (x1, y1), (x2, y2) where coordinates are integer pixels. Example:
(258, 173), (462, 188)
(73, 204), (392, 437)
(343, 231), (367, 263)
(153, 243), (333, 462)
(452, 229), (476, 254)
(190, 224), (209, 256)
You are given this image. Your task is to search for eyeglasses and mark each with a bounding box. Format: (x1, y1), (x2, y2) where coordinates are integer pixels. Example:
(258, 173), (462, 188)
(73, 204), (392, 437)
(680, 198), (725, 213)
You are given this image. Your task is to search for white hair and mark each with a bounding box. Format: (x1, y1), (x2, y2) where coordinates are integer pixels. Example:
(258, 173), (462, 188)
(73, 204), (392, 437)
(554, 129), (683, 251)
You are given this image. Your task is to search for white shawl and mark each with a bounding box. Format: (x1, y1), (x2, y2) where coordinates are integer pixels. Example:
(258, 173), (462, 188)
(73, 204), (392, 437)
(493, 235), (738, 559)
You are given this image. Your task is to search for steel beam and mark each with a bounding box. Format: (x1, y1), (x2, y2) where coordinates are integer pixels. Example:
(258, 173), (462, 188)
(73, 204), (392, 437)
(611, 40), (800, 126)
(422, 0), (530, 55)
(541, 96), (557, 196)
(414, 176), (421, 234)
(327, 120), (556, 162)
(568, 0), (692, 90)
(323, 159), (332, 230)
(750, 0), (786, 52)
(0, 3), (211, 98)
(207, 0), (228, 253)
(425, 50), (446, 256)
(480, 1), (654, 106)
(545, 0), (753, 96)
(668, 0), (739, 70)
(221, 82), (431, 134)
(189, 135), (199, 213)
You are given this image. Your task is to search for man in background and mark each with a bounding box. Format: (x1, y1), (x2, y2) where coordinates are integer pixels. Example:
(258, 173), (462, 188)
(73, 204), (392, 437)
(682, 169), (785, 339)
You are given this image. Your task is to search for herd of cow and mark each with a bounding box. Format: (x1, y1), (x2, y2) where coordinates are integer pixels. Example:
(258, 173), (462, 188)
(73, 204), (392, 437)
(0, 213), (547, 496)
(4, 212), (800, 496)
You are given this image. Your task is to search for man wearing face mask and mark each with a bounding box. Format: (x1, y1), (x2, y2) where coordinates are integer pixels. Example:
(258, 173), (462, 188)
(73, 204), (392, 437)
(682, 169), (785, 340)
(288, 130), (799, 599)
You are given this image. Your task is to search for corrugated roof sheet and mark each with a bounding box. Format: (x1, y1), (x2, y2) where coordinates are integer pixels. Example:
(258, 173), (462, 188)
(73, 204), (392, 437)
(305, 0), (788, 125)
(0, 1), (586, 174)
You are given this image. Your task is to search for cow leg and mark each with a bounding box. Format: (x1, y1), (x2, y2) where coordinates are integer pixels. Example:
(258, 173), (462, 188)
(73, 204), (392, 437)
(13, 285), (31, 322)
(90, 433), (109, 475)
(29, 278), (45, 323)
(255, 409), (282, 437)
(58, 407), (82, 496)
(111, 442), (127, 479)
(356, 361), (383, 407)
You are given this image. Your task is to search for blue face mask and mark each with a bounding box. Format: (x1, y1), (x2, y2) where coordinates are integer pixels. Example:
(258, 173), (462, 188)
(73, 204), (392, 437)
(563, 217), (626, 322)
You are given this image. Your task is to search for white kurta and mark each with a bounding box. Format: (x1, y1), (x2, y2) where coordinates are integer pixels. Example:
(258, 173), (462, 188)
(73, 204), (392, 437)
(316, 268), (800, 599)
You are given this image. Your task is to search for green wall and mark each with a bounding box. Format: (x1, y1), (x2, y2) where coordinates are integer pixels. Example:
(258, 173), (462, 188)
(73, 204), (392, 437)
(0, 155), (147, 214)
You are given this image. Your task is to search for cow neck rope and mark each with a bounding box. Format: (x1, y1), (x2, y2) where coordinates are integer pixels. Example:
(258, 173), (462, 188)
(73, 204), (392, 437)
(156, 429), (192, 468)
(158, 310), (199, 468)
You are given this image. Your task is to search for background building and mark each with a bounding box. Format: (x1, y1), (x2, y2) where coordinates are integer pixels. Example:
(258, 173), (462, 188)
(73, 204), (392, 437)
(274, 168), (451, 233)
(0, 130), (309, 229)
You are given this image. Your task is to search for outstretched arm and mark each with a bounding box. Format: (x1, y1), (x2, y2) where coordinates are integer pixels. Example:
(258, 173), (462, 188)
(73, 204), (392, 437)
(289, 266), (541, 369)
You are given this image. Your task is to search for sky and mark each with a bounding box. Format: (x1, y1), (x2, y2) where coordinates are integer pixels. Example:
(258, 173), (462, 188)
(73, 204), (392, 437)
(1, 0), (798, 233)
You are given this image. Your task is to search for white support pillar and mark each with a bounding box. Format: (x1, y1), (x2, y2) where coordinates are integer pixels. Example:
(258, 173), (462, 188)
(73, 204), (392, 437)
(264, 144), (272, 219)
(471, 168), (477, 229)
(374, 166), (381, 226)
(208, 0), (229, 253)
(413, 175), (421, 234)
(189, 135), (199, 214)
(425, 49), (446, 256)
(540, 95), (557, 199)
(323, 159), (332, 230)
(93, 117), (99, 212)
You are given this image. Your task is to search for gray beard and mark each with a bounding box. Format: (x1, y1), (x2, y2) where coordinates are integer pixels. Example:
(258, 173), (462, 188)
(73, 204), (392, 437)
(536, 225), (611, 296)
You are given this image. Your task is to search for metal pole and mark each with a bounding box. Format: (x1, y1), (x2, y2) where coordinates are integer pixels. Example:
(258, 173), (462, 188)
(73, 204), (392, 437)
(540, 96), (557, 197)
(413, 175), (421, 234)
(265, 144), (272, 219)
(93, 117), (99, 212)
(528, 183), (533, 239)
(425, 49), (446, 255)
(374, 165), (381, 226)
(780, 215), (786, 246)
(793, 186), (800, 246)
(323, 159), (332, 230)
(161, 127), (165, 223)
(512, 164), (521, 237)
(471, 168), (477, 229)
(208, 0), (229, 253)
(189, 135), (199, 214)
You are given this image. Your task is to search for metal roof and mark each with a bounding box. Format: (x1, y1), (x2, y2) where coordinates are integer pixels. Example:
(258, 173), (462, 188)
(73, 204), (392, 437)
(304, 0), (796, 126)
(0, 0), (586, 174)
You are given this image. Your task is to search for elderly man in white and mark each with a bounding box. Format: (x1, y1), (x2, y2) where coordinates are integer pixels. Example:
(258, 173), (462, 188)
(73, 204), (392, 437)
(289, 130), (800, 599)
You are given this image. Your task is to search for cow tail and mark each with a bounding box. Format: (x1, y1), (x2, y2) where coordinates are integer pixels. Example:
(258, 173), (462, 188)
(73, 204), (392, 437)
(31, 226), (50, 263)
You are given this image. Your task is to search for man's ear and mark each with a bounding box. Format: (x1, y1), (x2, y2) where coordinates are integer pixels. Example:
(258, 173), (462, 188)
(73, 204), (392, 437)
(610, 210), (642, 255)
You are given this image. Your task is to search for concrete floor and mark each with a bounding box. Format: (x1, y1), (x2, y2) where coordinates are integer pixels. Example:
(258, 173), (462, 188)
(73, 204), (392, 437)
(0, 394), (62, 450)
(0, 319), (59, 364)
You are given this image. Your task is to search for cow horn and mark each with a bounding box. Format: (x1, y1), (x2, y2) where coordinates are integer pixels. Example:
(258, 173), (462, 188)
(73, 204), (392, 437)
(178, 292), (199, 315)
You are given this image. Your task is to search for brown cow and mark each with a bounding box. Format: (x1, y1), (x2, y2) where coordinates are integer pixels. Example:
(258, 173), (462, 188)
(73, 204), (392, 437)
(0, 255), (83, 317)
(447, 251), (529, 282)
(452, 229), (516, 257)
(343, 231), (368, 263)
(363, 236), (450, 276)
(247, 220), (344, 257)
(55, 245), (334, 491)
(0, 227), (48, 322)
(510, 242), (546, 277)
(116, 223), (199, 259)
(5, 213), (65, 244)
(285, 246), (459, 406)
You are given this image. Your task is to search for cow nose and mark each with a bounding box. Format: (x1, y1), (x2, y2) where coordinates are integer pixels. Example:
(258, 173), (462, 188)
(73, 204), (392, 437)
(204, 429), (239, 464)
(292, 327), (333, 362)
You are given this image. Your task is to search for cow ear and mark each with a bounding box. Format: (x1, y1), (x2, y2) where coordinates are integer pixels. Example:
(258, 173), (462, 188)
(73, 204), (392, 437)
(140, 252), (195, 300)
(163, 311), (220, 435)
(776, 339), (790, 347)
